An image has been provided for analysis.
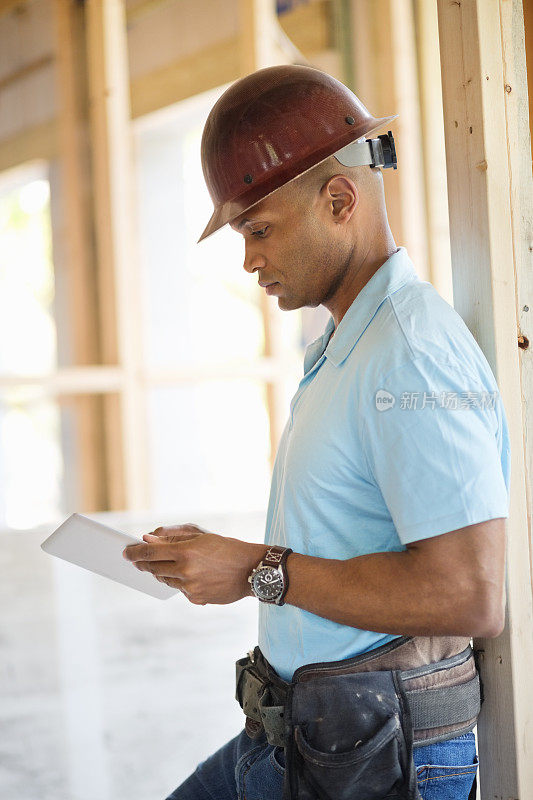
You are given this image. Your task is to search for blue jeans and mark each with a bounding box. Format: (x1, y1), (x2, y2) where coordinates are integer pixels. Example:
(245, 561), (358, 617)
(165, 728), (478, 800)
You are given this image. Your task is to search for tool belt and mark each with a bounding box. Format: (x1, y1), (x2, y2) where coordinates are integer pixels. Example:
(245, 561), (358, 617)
(235, 635), (482, 800)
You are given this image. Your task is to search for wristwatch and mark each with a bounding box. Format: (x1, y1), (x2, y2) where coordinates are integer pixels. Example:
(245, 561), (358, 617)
(248, 545), (293, 605)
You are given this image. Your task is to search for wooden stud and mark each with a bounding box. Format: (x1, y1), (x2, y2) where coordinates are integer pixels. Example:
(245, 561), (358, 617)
(349, 0), (429, 281)
(85, 0), (149, 511)
(238, 0), (291, 468)
(525, 0), (533, 164)
(412, 0), (453, 304)
(501, 0), (533, 558)
(437, 0), (533, 795)
(52, 0), (106, 512)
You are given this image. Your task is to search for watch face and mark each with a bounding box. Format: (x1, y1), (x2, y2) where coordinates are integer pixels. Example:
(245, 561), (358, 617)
(251, 567), (283, 601)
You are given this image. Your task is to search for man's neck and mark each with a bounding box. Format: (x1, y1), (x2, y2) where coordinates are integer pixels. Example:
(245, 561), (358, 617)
(325, 238), (398, 329)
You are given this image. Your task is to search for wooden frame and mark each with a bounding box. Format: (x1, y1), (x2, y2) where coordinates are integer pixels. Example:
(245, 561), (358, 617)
(0, 0), (328, 488)
(437, 0), (533, 795)
(84, 0), (149, 511)
(52, 0), (106, 512)
(349, 0), (430, 283)
(413, 0), (453, 305)
(238, 0), (302, 464)
(0, 0), (327, 170)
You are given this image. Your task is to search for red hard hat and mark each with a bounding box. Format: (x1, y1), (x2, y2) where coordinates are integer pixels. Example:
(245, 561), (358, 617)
(199, 64), (397, 242)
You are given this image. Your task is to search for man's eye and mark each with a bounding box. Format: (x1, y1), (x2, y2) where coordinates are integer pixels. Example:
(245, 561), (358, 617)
(251, 226), (269, 237)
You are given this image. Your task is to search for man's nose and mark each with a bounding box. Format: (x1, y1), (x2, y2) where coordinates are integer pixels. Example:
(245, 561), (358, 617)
(243, 245), (267, 274)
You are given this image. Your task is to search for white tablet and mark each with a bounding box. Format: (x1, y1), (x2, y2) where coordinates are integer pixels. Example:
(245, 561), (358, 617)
(41, 512), (179, 600)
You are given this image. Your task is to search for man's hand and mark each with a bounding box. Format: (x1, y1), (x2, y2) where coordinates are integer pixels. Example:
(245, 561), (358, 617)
(122, 524), (267, 605)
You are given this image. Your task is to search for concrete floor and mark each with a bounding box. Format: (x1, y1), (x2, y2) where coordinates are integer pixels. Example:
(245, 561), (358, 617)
(1, 510), (265, 800)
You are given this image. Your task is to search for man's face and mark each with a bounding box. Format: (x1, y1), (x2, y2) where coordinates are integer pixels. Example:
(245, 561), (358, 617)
(230, 187), (352, 312)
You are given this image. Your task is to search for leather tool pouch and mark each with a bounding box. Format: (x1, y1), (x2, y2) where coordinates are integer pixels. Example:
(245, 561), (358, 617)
(236, 636), (477, 800)
(284, 668), (421, 800)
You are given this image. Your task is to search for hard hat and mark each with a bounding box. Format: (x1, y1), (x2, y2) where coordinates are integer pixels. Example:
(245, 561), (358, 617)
(198, 64), (398, 242)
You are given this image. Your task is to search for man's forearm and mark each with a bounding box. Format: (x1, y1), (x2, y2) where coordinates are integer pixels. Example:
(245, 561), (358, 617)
(124, 523), (502, 636)
(282, 548), (492, 638)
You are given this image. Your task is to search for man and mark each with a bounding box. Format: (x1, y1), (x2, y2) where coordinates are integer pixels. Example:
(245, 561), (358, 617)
(123, 66), (510, 800)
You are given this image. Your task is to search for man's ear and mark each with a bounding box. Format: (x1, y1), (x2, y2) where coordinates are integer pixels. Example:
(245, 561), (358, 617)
(322, 175), (359, 224)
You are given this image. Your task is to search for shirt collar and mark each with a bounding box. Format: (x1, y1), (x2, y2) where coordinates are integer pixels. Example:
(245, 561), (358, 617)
(304, 247), (419, 372)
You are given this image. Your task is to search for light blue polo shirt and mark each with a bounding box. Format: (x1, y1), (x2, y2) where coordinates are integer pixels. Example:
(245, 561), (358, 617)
(258, 246), (511, 681)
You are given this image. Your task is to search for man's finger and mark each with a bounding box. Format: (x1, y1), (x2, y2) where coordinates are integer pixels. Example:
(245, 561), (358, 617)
(122, 541), (187, 562)
(154, 574), (185, 591)
(134, 559), (184, 578)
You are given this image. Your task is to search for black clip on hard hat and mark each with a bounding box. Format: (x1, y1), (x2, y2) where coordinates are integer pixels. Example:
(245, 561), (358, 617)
(335, 130), (397, 171)
(368, 131), (397, 170)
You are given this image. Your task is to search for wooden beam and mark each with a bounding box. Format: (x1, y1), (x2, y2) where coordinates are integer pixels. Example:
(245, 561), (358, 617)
(0, 366), (123, 394)
(129, 12), (317, 121)
(130, 36), (240, 118)
(349, 0), (429, 281)
(85, 0), (149, 512)
(144, 359), (302, 384)
(0, 358), (301, 393)
(331, 0), (354, 87)
(413, 0), (453, 303)
(52, 2), (99, 361)
(437, 0), (533, 796)
(0, 0), (27, 17)
(498, 0), (533, 550)
(238, 0), (291, 469)
(525, 0), (533, 163)
(52, 0), (106, 512)
(277, 0), (331, 56)
(125, 0), (176, 24)
(0, 120), (57, 172)
(0, 0), (328, 172)
(0, 54), (54, 92)
(130, 0), (325, 118)
(388, 0), (428, 281)
(239, 0), (290, 71)
(0, 32), (240, 173)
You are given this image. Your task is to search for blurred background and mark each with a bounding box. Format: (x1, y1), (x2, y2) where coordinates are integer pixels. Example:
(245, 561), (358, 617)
(0, 1), (531, 798)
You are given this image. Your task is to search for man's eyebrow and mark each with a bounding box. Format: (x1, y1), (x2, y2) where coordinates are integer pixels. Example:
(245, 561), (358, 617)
(234, 214), (272, 231)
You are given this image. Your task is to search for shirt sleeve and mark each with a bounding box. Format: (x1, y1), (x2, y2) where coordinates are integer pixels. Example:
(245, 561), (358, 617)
(360, 355), (511, 545)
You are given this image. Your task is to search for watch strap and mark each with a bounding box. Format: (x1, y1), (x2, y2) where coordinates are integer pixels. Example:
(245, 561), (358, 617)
(276, 547), (293, 605)
(262, 545), (293, 605)
(263, 545), (291, 568)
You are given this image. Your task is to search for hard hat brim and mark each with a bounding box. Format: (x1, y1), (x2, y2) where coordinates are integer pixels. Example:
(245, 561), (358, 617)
(197, 113), (398, 243)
